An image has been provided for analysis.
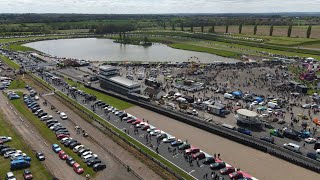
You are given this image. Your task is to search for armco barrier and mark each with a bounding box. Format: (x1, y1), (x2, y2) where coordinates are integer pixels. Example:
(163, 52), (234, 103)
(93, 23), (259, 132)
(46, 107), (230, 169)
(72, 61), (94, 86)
(83, 85), (320, 173)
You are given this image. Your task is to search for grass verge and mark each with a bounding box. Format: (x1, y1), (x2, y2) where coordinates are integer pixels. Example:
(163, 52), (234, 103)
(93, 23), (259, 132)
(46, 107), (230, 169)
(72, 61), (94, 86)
(10, 92), (95, 177)
(8, 78), (26, 89)
(31, 74), (193, 179)
(7, 43), (37, 52)
(0, 54), (20, 70)
(0, 102), (52, 179)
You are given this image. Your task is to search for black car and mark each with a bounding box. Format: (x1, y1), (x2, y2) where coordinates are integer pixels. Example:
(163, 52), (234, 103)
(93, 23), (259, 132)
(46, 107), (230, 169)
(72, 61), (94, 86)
(31, 107), (41, 113)
(65, 140), (77, 147)
(55, 131), (70, 136)
(156, 134), (167, 140)
(119, 113), (127, 118)
(260, 136), (274, 144)
(0, 148), (15, 155)
(87, 159), (101, 167)
(38, 112), (48, 118)
(69, 142), (81, 149)
(53, 127), (67, 132)
(203, 157), (215, 165)
(46, 120), (58, 126)
(0, 145), (9, 151)
(210, 162), (226, 170)
(36, 152), (45, 161)
(93, 163), (106, 172)
(66, 157), (75, 166)
(178, 143), (190, 150)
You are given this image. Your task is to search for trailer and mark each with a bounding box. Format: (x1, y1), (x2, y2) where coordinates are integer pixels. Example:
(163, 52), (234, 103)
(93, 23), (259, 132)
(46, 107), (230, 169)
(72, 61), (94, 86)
(207, 104), (225, 117)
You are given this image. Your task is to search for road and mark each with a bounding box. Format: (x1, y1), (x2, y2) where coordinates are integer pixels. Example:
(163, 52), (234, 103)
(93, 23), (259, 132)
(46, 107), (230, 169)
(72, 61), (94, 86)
(0, 93), (83, 180)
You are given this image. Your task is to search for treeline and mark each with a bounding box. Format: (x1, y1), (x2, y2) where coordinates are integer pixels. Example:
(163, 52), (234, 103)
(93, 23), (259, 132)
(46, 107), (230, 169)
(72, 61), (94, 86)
(95, 24), (136, 34)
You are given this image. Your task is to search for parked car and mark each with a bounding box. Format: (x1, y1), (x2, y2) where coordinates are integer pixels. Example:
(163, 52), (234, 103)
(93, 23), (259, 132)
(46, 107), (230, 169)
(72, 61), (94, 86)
(36, 152), (45, 161)
(73, 145), (84, 153)
(229, 171), (243, 179)
(67, 157), (77, 167)
(5, 172), (16, 180)
(185, 147), (200, 155)
(192, 152), (205, 160)
(73, 163), (84, 174)
(58, 150), (68, 160)
(162, 136), (176, 143)
(219, 166), (235, 175)
(260, 136), (274, 144)
(23, 169), (33, 180)
(270, 129), (283, 138)
(203, 157), (215, 165)
(305, 137), (317, 144)
(210, 162), (226, 170)
(52, 144), (61, 153)
(237, 128), (252, 136)
(87, 159), (101, 167)
(171, 139), (183, 147)
(0, 136), (12, 142)
(93, 163), (106, 172)
(178, 143), (190, 150)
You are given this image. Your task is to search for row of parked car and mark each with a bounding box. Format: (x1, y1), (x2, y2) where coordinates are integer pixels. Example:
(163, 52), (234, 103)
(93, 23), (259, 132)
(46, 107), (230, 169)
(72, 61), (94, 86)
(0, 79), (11, 90)
(23, 88), (106, 174)
(5, 91), (20, 100)
(96, 99), (258, 180)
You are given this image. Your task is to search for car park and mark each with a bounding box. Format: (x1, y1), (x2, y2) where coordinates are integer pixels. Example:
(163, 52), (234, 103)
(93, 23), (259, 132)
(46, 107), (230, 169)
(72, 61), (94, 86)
(36, 152), (45, 161)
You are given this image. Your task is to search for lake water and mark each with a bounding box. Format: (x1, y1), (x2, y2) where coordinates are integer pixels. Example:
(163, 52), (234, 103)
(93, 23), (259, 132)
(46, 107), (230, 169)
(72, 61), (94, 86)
(24, 38), (238, 63)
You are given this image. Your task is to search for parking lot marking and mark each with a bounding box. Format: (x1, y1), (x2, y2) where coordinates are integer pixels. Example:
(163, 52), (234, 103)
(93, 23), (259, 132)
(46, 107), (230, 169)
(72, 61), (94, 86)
(36, 135), (40, 140)
(139, 134), (144, 137)
(25, 124), (28, 128)
(13, 111), (17, 115)
(130, 126), (133, 128)
(9, 106), (13, 110)
(189, 170), (195, 174)
(173, 154), (179, 157)
(200, 164), (204, 167)
(43, 142), (49, 147)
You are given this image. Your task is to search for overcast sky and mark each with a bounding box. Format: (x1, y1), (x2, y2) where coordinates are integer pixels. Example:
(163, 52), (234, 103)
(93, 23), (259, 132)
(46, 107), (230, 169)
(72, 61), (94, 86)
(0, 0), (320, 14)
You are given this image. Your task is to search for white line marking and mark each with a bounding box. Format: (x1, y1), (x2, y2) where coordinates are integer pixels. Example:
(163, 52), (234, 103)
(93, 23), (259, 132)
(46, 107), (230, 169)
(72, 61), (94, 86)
(25, 124), (28, 128)
(14, 111), (17, 115)
(44, 142), (49, 147)
(9, 106), (13, 110)
(200, 164), (204, 167)
(36, 135), (40, 140)
(189, 170), (195, 174)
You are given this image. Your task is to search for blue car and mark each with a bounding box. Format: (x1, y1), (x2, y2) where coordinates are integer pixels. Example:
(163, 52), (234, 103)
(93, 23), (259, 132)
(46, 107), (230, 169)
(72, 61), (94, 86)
(52, 144), (61, 153)
(171, 140), (183, 147)
(13, 156), (31, 162)
(299, 131), (311, 138)
(237, 128), (252, 136)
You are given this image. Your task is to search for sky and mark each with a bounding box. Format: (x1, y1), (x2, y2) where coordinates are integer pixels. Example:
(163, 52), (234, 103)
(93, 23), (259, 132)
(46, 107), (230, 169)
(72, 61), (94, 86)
(0, 0), (320, 14)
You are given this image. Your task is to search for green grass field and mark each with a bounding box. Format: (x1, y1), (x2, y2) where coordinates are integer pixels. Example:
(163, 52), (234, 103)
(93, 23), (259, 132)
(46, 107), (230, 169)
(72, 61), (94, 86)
(0, 106), (52, 179)
(10, 92), (95, 177)
(8, 78), (26, 89)
(0, 54), (20, 70)
(7, 44), (36, 52)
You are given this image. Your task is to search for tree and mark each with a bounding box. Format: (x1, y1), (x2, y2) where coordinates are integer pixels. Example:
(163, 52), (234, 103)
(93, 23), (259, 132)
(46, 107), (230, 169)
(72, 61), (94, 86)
(143, 36), (149, 43)
(307, 25), (312, 38)
(201, 24), (204, 32)
(88, 28), (95, 33)
(172, 23), (175, 30)
(190, 23), (193, 32)
(163, 22), (166, 30)
(253, 24), (258, 35)
(180, 22), (184, 31)
(225, 25), (229, 33)
(239, 24), (243, 34)
(269, 25), (274, 36)
(287, 25), (292, 37)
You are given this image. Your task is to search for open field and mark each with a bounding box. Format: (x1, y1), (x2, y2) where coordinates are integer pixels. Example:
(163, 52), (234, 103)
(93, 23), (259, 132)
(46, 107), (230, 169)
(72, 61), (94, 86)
(7, 43), (36, 52)
(0, 102), (52, 179)
(0, 54), (20, 70)
(8, 78), (26, 89)
(10, 92), (95, 177)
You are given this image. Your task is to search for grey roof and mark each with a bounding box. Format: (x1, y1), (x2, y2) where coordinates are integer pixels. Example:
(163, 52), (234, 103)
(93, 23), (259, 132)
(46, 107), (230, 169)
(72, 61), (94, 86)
(109, 76), (140, 88)
(99, 65), (118, 72)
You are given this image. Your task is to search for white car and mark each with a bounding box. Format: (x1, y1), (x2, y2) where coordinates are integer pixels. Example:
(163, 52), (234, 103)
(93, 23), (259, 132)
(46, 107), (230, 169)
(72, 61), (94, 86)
(60, 112), (68, 120)
(147, 126), (156, 133)
(10, 153), (26, 160)
(162, 136), (176, 143)
(49, 123), (61, 130)
(40, 115), (53, 121)
(4, 150), (22, 158)
(73, 145), (84, 152)
(81, 151), (93, 158)
(6, 172), (16, 180)
(150, 130), (162, 136)
(112, 108), (118, 113)
(0, 136), (12, 142)
(302, 104), (311, 109)
(305, 137), (317, 143)
(136, 122), (147, 128)
(82, 154), (98, 162)
(34, 95), (40, 100)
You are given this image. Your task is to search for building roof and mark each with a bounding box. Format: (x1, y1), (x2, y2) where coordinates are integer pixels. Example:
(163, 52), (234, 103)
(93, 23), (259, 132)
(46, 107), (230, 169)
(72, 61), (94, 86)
(99, 65), (118, 72)
(236, 109), (258, 117)
(144, 87), (161, 96)
(109, 76), (140, 88)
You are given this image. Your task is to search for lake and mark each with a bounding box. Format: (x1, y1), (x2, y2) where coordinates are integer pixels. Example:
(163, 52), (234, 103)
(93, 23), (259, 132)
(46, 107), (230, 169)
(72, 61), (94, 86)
(24, 38), (238, 63)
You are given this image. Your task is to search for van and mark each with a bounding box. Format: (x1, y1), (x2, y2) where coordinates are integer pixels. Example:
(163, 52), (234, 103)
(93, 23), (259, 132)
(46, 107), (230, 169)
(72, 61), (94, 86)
(224, 93), (235, 100)
(283, 143), (300, 153)
(267, 102), (279, 109)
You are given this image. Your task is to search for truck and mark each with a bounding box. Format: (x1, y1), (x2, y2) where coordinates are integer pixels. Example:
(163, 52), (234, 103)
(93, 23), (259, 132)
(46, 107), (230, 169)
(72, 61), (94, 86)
(10, 159), (30, 170)
(207, 105), (226, 117)
(267, 102), (279, 109)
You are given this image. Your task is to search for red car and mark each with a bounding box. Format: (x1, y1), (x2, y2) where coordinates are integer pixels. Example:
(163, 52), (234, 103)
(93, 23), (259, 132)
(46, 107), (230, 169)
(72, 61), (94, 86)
(229, 171), (243, 179)
(219, 166), (235, 175)
(142, 125), (150, 131)
(192, 152), (205, 160)
(23, 169), (33, 180)
(185, 147), (200, 155)
(132, 120), (142, 125)
(56, 134), (70, 140)
(58, 150), (68, 160)
(127, 118), (136, 123)
(73, 163), (84, 174)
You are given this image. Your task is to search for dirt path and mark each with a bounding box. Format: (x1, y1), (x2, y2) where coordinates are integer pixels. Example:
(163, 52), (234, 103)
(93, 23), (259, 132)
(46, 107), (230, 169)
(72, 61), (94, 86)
(43, 94), (162, 180)
(125, 106), (320, 180)
(0, 93), (83, 180)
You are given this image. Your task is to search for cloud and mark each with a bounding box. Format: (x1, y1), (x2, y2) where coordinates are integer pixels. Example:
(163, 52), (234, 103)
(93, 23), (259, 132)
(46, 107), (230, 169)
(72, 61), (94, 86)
(0, 0), (319, 13)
